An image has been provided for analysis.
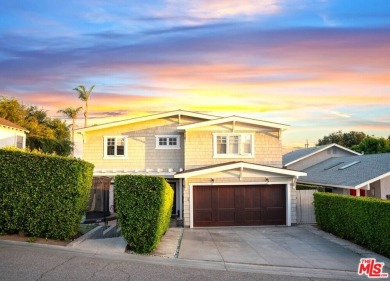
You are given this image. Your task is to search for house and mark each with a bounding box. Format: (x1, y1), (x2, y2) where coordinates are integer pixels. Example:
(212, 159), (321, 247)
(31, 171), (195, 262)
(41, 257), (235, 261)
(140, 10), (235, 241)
(76, 110), (306, 228)
(299, 153), (390, 199)
(0, 117), (28, 149)
(283, 144), (390, 199)
(283, 143), (361, 171)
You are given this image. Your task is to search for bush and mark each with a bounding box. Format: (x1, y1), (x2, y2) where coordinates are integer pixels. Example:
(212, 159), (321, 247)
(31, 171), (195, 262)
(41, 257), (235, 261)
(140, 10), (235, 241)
(27, 136), (72, 156)
(0, 149), (94, 240)
(115, 175), (174, 254)
(314, 192), (390, 257)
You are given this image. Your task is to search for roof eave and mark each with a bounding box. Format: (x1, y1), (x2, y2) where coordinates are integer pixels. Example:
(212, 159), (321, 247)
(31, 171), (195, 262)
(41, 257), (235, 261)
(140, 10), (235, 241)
(177, 116), (289, 131)
(174, 162), (306, 179)
(76, 110), (220, 133)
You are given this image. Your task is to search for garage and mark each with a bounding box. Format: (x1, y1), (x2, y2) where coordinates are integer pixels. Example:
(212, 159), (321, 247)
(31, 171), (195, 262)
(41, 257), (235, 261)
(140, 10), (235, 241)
(193, 184), (286, 227)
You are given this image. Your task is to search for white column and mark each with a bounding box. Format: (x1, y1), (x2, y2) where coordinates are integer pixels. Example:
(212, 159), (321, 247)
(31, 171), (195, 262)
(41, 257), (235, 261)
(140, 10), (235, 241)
(178, 179), (183, 220)
(190, 184), (194, 228)
(286, 183), (291, 226)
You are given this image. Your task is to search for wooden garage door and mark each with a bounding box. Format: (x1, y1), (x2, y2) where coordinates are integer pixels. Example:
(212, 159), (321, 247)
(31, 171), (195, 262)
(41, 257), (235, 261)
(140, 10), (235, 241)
(193, 185), (286, 227)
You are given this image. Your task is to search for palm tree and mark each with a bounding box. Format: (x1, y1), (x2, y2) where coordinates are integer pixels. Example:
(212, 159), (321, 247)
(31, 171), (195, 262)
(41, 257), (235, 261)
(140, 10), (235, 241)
(73, 85), (95, 127)
(57, 107), (82, 156)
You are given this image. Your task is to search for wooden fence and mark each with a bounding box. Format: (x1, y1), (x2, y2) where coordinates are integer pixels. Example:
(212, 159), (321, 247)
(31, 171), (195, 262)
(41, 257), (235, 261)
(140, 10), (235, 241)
(296, 189), (316, 224)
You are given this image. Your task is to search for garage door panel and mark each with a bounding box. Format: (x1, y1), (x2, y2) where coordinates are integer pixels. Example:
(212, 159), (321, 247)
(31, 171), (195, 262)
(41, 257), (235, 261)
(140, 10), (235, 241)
(193, 186), (213, 226)
(193, 185), (286, 227)
(218, 186), (235, 208)
(243, 186), (261, 208)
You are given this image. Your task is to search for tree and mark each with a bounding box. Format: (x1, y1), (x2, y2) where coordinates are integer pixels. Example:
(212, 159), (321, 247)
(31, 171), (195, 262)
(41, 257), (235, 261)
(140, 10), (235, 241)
(57, 107), (82, 156)
(0, 96), (27, 125)
(73, 85), (95, 127)
(351, 136), (390, 154)
(0, 96), (72, 155)
(316, 131), (367, 148)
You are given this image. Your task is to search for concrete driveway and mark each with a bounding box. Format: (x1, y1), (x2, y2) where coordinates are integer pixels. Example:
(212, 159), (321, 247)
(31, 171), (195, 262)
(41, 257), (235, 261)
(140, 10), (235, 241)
(178, 225), (385, 272)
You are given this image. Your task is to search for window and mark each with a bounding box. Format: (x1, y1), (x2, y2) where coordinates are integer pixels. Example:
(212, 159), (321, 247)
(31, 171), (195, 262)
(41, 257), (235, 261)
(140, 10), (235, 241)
(156, 135), (181, 149)
(16, 135), (24, 149)
(103, 136), (127, 158)
(213, 133), (254, 157)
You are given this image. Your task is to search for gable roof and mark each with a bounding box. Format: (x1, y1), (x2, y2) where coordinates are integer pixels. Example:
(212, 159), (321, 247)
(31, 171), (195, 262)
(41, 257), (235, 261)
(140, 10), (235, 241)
(283, 143), (360, 167)
(0, 117), (29, 133)
(174, 161), (306, 178)
(177, 115), (289, 131)
(76, 110), (220, 132)
(299, 153), (390, 189)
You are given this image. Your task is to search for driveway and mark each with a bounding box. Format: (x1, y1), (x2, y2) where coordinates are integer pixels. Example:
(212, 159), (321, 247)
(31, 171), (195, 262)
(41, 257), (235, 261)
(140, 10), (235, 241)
(178, 225), (386, 272)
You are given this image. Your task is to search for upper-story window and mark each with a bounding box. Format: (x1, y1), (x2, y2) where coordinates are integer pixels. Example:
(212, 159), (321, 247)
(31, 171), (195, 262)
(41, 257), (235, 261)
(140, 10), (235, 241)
(16, 135), (24, 149)
(103, 136), (127, 158)
(156, 135), (181, 149)
(213, 133), (254, 158)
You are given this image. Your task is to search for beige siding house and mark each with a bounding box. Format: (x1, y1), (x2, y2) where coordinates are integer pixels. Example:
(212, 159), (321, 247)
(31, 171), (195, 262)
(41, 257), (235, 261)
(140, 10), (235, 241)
(77, 110), (306, 227)
(0, 117), (28, 149)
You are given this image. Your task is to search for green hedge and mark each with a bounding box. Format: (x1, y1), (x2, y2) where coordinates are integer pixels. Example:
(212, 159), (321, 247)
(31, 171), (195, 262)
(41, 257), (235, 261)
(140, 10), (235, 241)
(0, 149), (94, 240)
(314, 192), (390, 257)
(115, 175), (174, 254)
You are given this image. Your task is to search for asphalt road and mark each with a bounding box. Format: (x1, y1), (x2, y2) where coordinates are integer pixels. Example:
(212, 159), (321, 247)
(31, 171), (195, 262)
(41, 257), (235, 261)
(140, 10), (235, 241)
(0, 241), (352, 281)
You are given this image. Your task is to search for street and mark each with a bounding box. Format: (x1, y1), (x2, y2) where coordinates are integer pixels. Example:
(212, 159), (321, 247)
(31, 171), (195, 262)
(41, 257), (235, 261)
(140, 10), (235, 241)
(0, 241), (352, 281)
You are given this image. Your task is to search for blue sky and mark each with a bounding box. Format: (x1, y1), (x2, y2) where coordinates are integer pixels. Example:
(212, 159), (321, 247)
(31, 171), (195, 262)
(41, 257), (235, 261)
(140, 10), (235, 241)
(1, 0), (389, 147)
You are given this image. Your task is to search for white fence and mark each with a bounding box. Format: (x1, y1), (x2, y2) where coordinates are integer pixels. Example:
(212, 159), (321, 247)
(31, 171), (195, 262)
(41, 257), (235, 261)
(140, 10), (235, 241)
(296, 190), (316, 224)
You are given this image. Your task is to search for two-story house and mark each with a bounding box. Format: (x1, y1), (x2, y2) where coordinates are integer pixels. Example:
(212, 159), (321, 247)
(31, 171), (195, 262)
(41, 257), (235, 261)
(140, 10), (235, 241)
(0, 117), (28, 149)
(76, 110), (306, 228)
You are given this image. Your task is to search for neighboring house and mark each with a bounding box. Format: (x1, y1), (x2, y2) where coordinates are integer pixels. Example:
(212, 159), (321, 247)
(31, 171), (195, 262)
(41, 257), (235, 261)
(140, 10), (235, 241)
(299, 153), (390, 200)
(283, 144), (390, 200)
(76, 110), (306, 228)
(283, 143), (361, 171)
(0, 117), (28, 149)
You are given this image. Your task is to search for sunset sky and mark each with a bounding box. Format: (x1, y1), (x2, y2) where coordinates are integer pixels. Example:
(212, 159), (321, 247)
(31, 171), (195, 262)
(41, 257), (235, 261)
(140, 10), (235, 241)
(1, 0), (389, 147)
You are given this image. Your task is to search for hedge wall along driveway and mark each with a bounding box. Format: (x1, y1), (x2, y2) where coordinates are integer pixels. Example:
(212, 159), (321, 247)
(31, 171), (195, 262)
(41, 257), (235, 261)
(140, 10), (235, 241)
(0, 149), (94, 240)
(115, 175), (174, 254)
(314, 192), (390, 258)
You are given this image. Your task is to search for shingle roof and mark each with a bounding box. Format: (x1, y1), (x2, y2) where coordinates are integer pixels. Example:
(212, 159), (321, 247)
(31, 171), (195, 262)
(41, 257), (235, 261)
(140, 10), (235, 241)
(299, 153), (390, 189)
(0, 117), (28, 132)
(282, 143), (360, 166)
(283, 145), (330, 166)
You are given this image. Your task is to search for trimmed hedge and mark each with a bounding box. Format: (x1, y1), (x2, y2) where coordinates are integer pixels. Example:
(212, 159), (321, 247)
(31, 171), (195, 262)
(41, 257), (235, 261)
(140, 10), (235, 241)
(314, 192), (390, 257)
(0, 149), (94, 240)
(115, 175), (174, 254)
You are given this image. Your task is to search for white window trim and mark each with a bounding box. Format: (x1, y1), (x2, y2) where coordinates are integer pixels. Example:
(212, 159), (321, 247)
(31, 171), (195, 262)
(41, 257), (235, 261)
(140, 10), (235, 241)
(155, 135), (181, 149)
(15, 134), (25, 149)
(103, 136), (128, 159)
(213, 133), (255, 158)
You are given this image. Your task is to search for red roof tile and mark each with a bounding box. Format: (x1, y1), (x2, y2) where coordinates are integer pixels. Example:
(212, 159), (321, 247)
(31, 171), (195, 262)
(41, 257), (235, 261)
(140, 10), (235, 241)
(0, 117), (28, 132)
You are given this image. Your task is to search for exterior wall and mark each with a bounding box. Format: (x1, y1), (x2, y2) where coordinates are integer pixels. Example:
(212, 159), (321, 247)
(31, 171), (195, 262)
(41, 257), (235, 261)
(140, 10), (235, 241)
(184, 128), (282, 170)
(0, 127), (26, 149)
(379, 176), (390, 199)
(291, 187), (297, 224)
(332, 188), (349, 195)
(83, 116), (197, 172)
(368, 180), (381, 198)
(288, 147), (357, 171)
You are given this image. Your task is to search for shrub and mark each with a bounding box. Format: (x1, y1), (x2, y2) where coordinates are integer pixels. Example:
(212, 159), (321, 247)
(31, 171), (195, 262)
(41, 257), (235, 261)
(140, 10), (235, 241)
(314, 192), (390, 257)
(27, 136), (72, 156)
(0, 149), (94, 240)
(115, 175), (174, 254)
